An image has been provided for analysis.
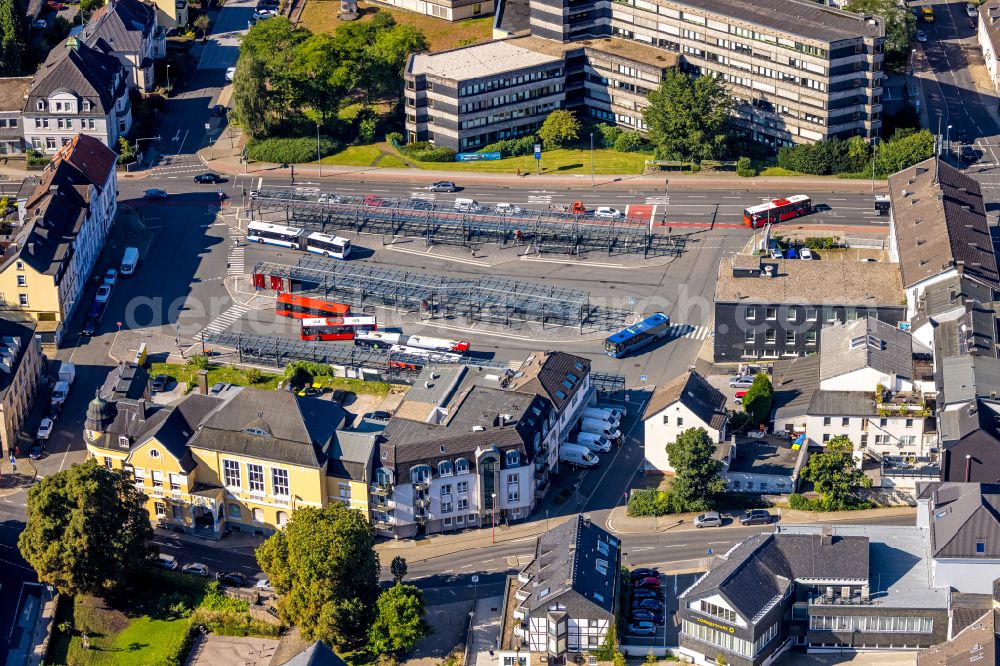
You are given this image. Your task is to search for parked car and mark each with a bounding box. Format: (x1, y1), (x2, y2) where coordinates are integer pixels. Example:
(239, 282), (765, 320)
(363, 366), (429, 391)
(182, 562), (211, 576)
(694, 511), (722, 528)
(729, 375), (755, 389)
(364, 411), (392, 422)
(144, 188), (168, 199)
(318, 193), (343, 204)
(594, 207), (624, 219)
(210, 104), (226, 117)
(210, 382), (230, 396)
(495, 203), (524, 215)
(769, 248), (783, 259)
(31, 18), (47, 28)
(153, 553), (178, 570)
(633, 576), (661, 589)
(968, 3), (978, 16)
(426, 181), (456, 192)
(632, 599), (664, 612)
(95, 284), (112, 303)
(82, 311), (101, 336)
(252, 8), (276, 18)
(631, 567), (659, 579)
(225, 66), (236, 82)
(104, 268), (118, 285)
(151, 374), (170, 392)
(916, 30), (927, 42)
(785, 247), (798, 259)
(36, 418), (54, 440)
(800, 248), (814, 260)
(631, 608), (665, 624)
(409, 198), (434, 210)
(194, 173), (224, 184)
(740, 509), (773, 526)
(255, 578), (275, 592)
(632, 588), (660, 600)
(29, 443), (44, 460)
(734, 390), (748, 405)
(627, 621), (657, 636)
(217, 571), (247, 587)
(363, 194), (386, 207)
(46, 1), (66, 9)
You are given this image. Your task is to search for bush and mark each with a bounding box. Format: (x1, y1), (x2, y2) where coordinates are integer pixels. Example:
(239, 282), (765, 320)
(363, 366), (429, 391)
(804, 237), (836, 250)
(246, 136), (342, 164)
(787, 493), (817, 510)
(626, 488), (687, 516)
(385, 131), (403, 146)
(614, 130), (647, 153)
(399, 141), (456, 162)
(595, 123), (622, 149)
(480, 135), (537, 157)
(736, 156), (756, 177)
(187, 354), (211, 370)
(26, 149), (49, 169)
(243, 367), (263, 384)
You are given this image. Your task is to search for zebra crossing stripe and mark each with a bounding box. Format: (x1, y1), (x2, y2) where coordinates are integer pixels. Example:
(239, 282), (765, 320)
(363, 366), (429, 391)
(664, 324), (711, 340)
(199, 304), (250, 337)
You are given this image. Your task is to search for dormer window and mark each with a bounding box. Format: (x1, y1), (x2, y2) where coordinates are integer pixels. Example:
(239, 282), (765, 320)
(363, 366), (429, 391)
(82, 100), (91, 112)
(438, 460), (453, 477)
(118, 435), (129, 448)
(505, 450), (520, 466)
(36, 100), (45, 111)
(455, 458), (470, 474)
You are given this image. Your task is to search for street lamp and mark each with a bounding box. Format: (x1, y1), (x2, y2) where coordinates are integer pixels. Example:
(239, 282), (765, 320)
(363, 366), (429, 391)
(491, 492), (497, 544)
(946, 125), (953, 157)
(166, 64), (171, 93)
(316, 122), (322, 179)
(590, 132), (595, 187)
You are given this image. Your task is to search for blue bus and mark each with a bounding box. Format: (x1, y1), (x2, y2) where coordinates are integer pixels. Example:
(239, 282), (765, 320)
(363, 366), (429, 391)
(604, 313), (671, 358)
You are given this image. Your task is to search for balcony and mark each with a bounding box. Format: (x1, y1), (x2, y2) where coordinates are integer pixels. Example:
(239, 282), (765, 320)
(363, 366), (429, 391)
(375, 519), (394, 529)
(372, 499), (393, 512)
(413, 479), (430, 492)
(513, 605), (528, 621)
(371, 483), (393, 497)
(415, 497), (430, 509)
(415, 515), (427, 525)
(515, 588), (530, 601)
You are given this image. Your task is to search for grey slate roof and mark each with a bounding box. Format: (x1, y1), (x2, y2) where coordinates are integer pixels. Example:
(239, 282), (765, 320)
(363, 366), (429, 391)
(928, 483), (1000, 558)
(277, 641), (347, 666)
(0, 316), (37, 401)
(100, 362), (148, 401)
(819, 317), (913, 382)
(807, 390), (877, 417)
(941, 356), (1000, 405)
(939, 398), (1000, 444)
(523, 515), (619, 617)
(326, 428), (377, 482)
(139, 394), (225, 473)
(670, 0), (884, 41)
(917, 608), (997, 666)
(24, 40), (126, 116)
(81, 0), (156, 55)
(506, 351), (590, 412)
(681, 532), (869, 620)
(888, 158), (1000, 291)
(190, 389), (346, 468)
(771, 355), (821, 422)
(642, 370), (727, 431)
(922, 275), (997, 321)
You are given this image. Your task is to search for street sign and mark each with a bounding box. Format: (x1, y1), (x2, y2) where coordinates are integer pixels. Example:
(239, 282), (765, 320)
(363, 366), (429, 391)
(640, 375), (647, 382)
(471, 575), (479, 583)
(628, 297), (636, 305)
(534, 144), (542, 161)
(456, 152), (502, 162)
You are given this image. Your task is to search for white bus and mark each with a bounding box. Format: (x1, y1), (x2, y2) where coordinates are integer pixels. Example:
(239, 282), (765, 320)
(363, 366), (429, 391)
(247, 221), (304, 248)
(356, 331), (470, 354)
(388, 344), (462, 364)
(305, 232), (352, 259)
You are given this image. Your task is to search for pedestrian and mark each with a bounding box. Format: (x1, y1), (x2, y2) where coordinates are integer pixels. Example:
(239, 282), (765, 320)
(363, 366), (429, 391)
(516, 168), (521, 177)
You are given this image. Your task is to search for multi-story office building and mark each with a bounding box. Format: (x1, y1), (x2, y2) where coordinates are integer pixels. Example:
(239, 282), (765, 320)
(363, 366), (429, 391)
(405, 0), (885, 149)
(713, 255), (906, 362)
(405, 35), (676, 150)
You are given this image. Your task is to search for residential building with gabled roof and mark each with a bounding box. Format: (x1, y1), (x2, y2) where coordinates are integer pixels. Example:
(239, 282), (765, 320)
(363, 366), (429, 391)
(81, 0), (166, 93)
(642, 369), (728, 474)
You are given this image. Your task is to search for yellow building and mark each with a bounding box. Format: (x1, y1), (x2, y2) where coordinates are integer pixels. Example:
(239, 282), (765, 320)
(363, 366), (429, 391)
(84, 376), (378, 537)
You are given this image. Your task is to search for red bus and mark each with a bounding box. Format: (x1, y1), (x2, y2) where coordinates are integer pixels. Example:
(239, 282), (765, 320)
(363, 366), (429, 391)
(743, 195), (812, 227)
(300, 316), (377, 341)
(276, 293), (351, 319)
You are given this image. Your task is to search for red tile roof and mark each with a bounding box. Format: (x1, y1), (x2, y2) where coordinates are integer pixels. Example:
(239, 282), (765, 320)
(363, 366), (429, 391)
(52, 134), (116, 190)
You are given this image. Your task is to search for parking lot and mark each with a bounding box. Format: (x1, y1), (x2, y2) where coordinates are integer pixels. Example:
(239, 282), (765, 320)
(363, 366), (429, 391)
(621, 570), (702, 650)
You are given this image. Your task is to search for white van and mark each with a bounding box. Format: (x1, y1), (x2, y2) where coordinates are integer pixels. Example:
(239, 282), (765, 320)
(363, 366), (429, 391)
(574, 432), (612, 453)
(581, 407), (620, 427)
(559, 443), (600, 468)
(50, 381), (70, 406)
(581, 417), (621, 441)
(589, 405), (625, 421)
(153, 553), (178, 570)
(121, 247), (139, 276)
(453, 198), (482, 213)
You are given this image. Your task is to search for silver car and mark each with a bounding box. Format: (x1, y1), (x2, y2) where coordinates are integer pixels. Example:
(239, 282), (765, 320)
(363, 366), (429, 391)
(694, 511), (722, 528)
(427, 181), (456, 192)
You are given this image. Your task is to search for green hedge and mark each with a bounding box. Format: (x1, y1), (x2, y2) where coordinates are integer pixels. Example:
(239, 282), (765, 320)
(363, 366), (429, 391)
(626, 488), (684, 516)
(247, 136), (342, 164)
(480, 135), (537, 157)
(399, 140), (456, 162)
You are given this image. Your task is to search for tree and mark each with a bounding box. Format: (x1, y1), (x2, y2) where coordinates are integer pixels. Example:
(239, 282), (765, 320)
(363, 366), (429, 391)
(800, 435), (872, 509)
(256, 504), (379, 649)
(537, 110), (580, 149)
(742, 373), (773, 425)
(117, 137), (136, 165)
(18, 459), (153, 597)
(843, 0), (914, 70)
(644, 70), (732, 161)
(193, 14), (209, 40)
(0, 0), (26, 76)
(230, 52), (270, 139)
(79, 0), (104, 15)
(368, 584), (431, 656)
(390, 555), (408, 583)
(666, 427), (725, 511)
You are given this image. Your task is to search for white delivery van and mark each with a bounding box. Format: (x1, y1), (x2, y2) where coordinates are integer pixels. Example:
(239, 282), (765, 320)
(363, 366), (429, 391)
(581, 407), (620, 427)
(574, 432), (612, 453)
(58, 362), (75, 385)
(559, 443), (600, 468)
(581, 417), (622, 441)
(51, 381), (70, 405)
(453, 198), (482, 213)
(120, 247), (139, 276)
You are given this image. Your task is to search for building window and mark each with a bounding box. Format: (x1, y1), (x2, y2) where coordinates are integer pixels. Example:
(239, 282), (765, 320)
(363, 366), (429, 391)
(505, 450), (520, 467)
(16, 275), (25, 287)
(18, 294), (27, 307)
(223, 459), (241, 488)
(677, 417), (684, 426)
(766, 307), (777, 320)
(339, 482), (351, 500)
(457, 498), (469, 510)
(507, 473), (519, 503)
(663, 415), (669, 425)
(745, 330), (754, 343)
(806, 330), (817, 345)
(277, 511), (289, 527)
(438, 460), (453, 476)
(842, 417), (850, 427)
(457, 481), (468, 494)
(154, 502), (166, 517)
(441, 484), (452, 498)
(248, 463), (265, 493)
(229, 504), (242, 518)
(252, 508), (264, 522)
(787, 310), (797, 322)
(272, 468), (290, 496)
(976, 541), (986, 554)
(455, 458), (470, 474)
(746, 307), (757, 320)
(785, 331), (795, 344)
(169, 473), (182, 491)
(809, 615), (933, 633)
(905, 418), (913, 427)
(15, 261), (22, 271)
(152, 470), (164, 487)
(823, 434), (830, 442)
(765, 329), (776, 343)
(172, 506), (183, 520)
(699, 600), (737, 623)
(103, 457), (113, 470)
(133, 467), (145, 484)
(823, 417), (831, 426)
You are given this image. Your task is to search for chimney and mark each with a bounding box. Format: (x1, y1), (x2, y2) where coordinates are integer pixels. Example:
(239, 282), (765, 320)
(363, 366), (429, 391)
(66, 37), (80, 51)
(582, 513), (591, 527)
(861, 584), (870, 601)
(27, 243), (34, 255)
(197, 369), (209, 395)
(821, 524), (834, 545)
(966, 453), (973, 482)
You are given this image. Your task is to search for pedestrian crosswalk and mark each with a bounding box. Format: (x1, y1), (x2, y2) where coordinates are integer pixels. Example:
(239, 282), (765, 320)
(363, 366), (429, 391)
(665, 324), (712, 341)
(199, 303), (251, 339)
(645, 196), (670, 205)
(527, 194), (553, 204)
(227, 228), (245, 276)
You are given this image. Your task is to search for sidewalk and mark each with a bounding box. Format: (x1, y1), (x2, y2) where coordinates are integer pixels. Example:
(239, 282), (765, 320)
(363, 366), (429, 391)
(196, 135), (887, 192)
(605, 504), (917, 535)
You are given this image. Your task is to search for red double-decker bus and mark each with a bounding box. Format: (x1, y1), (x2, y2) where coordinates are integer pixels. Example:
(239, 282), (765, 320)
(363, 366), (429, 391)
(276, 293), (351, 319)
(300, 316), (377, 341)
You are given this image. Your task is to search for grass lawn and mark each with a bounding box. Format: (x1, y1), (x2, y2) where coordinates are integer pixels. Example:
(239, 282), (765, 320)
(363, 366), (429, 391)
(301, 0), (492, 51)
(321, 145), (384, 166)
(149, 361), (283, 392)
(407, 148), (652, 175)
(377, 155), (409, 168)
(757, 166), (806, 176)
(47, 571), (208, 666)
